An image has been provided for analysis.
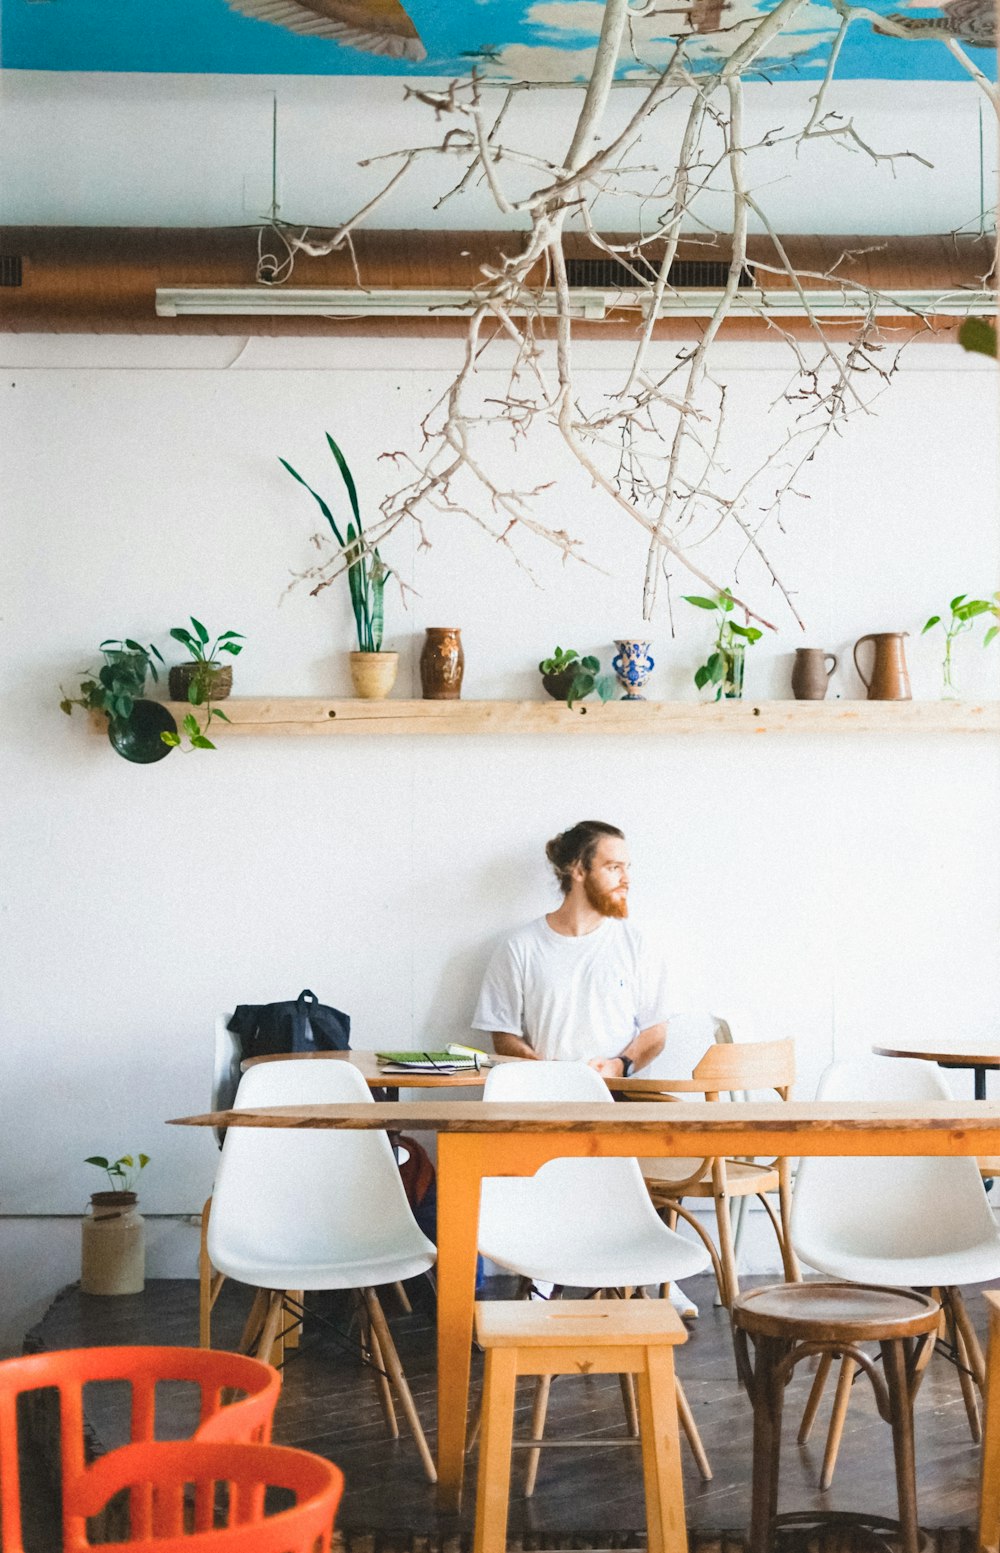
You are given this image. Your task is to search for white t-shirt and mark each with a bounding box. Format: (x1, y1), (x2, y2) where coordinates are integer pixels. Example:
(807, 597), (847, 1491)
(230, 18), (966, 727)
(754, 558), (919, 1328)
(471, 916), (670, 1063)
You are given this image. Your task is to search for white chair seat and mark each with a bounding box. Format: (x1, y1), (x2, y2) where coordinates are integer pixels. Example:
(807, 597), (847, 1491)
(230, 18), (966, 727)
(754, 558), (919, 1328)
(799, 1245), (1000, 1289)
(215, 1246), (436, 1292)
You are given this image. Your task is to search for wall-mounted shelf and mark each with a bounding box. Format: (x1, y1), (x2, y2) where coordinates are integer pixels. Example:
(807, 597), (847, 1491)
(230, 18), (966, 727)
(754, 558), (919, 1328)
(92, 698), (1000, 736)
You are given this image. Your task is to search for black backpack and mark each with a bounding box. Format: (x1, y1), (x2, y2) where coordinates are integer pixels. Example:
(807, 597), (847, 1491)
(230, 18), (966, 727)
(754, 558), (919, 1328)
(227, 989), (351, 1061)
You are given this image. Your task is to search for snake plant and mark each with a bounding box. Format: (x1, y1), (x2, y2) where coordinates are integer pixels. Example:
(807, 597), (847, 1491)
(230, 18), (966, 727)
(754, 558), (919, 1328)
(280, 434), (387, 653)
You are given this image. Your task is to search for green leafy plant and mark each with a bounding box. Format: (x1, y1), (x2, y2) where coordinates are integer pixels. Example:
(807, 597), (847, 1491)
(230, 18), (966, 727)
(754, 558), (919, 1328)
(60, 639), (164, 725)
(281, 434), (389, 653)
(85, 1152), (150, 1195)
(683, 589), (763, 701)
(538, 646), (616, 709)
(958, 318), (997, 359)
(162, 617), (244, 751)
(922, 592), (1000, 696)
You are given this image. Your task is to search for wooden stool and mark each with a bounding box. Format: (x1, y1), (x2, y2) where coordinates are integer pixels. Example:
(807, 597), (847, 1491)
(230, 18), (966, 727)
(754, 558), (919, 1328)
(732, 1282), (940, 1553)
(473, 1298), (689, 1553)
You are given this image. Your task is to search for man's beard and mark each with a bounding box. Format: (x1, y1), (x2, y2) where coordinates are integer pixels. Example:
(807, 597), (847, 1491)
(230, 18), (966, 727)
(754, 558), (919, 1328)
(583, 871), (629, 919)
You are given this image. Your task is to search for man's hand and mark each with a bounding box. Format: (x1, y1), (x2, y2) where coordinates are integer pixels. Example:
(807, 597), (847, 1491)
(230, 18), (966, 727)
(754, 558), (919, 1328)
(589, 1056), (626, 1077)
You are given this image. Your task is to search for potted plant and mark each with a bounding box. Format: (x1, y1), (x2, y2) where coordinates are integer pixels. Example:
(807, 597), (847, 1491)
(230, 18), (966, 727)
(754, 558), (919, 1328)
(81, 1152), (150, 1296)
(683, 589), (763, 701)
(538, 647), (617, 710)
(162, 617), (244, 751)
(60, 639), (179, 762)
(922, 592), (1000, 698)
(280, 434), (397, 700)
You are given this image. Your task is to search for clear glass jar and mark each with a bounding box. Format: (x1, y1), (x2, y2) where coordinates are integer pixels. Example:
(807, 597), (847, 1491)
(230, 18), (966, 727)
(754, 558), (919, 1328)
(81, 1191), (145, 1295)
(723, 643), (745, 700)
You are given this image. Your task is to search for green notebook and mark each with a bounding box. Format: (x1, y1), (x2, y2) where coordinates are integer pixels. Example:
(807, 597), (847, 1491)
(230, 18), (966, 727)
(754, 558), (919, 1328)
(376, 1049), (481, 1072)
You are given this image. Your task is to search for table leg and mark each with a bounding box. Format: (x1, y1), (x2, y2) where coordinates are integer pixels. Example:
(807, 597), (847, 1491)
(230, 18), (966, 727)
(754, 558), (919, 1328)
(976, 1067), (987, 1102)
(435, 1134), (487, 1511)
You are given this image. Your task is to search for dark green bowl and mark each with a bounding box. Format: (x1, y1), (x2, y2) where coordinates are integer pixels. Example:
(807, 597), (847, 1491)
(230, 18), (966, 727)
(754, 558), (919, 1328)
(107, 701), (178, 763)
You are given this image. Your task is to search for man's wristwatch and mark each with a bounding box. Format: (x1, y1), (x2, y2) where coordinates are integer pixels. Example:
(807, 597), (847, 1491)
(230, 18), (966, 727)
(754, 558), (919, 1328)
(617, 1053), (634, 1077)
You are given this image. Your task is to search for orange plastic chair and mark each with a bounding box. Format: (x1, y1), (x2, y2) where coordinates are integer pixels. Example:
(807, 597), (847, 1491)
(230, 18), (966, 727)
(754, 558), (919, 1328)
(0, 1346), (280, 1553)
(69, 1439), (343, 1551)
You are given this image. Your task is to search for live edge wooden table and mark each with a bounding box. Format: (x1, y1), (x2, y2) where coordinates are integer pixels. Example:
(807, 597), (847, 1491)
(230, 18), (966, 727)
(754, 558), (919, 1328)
(872, 1038), (1000, 1102)
(170, 1098), (1000, 1512)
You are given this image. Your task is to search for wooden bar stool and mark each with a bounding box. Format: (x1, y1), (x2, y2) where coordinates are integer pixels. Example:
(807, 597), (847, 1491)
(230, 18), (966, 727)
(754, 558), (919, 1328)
(732, 1283), (940, 1553)
(473, 1298), (689, 1553)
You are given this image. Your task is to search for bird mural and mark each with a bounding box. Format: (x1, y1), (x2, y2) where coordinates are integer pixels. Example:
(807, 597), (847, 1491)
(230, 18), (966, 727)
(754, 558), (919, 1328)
(876, 0), (996, 48)
(224, 0), (426, 62)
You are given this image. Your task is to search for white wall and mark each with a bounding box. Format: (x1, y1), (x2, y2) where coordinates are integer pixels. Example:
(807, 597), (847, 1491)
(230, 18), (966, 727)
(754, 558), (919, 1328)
(1, 331), (998, 1268)
(0, 73), (992, 236)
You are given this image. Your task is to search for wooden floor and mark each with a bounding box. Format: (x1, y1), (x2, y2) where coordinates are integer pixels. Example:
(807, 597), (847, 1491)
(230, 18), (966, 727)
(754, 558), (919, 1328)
(24, 1273), (993, 1545)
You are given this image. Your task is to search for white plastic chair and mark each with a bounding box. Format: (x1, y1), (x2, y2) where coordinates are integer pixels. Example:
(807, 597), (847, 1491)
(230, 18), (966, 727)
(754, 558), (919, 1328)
(477, 1059), (713, 1485)
(791, 1054), (1000, 1485)
(206, 1058), (438, 1482)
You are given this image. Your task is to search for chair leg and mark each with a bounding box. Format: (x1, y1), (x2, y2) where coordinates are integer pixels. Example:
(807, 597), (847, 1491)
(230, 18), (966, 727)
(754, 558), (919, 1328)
(776, 1158), (801, 1283)
(523, 1374), (552, 1497)
(675, 1376), (712, 1482)
(943, 1289), (982, 1442)
(710, 1160), (739, 1307)
(355, 1290), (399, 1439)
(282, 1291), (303, 1351)
(238, 1288), (271, 1356)
(748, 1335), (786, 1553)
(949, 1286), (986, 1389)
(256, 1291), (287, 1367)
(797, 1351), (833, 1444)
(819, 1354), (856, 1491)
(619, 1371), (640, 1438)
(637, 1345), (687, 1553)
(881, 1338), (921, 1553)
(364, 1287), (437, 1484)
(394, 1280), (413, 1314)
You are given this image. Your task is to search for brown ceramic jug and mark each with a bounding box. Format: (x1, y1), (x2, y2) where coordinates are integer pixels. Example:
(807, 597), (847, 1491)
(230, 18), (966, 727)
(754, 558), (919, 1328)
(420, 627), (464, 699)
(791, 648), (838, 701)
(853, 632), (911, 700)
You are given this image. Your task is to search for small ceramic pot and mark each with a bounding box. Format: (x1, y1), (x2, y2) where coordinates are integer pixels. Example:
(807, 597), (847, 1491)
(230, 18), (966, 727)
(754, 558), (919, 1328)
(349, 651), (399, 700)
(420, 629), (464, 700)
(791, 648), (838, 701)
(169, 662), (233, 702)
(612, 639), (654, 700)
(541, 667), (578, 701)
(81, 1192), (145, 1296)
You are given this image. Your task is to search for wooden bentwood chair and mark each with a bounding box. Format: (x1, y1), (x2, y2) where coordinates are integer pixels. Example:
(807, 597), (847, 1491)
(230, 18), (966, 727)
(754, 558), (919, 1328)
(621, 1037), (800, 1309)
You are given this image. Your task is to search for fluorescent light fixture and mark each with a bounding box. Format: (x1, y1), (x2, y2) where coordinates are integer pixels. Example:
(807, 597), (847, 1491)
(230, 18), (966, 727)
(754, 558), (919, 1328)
(156, 285), (995, 321)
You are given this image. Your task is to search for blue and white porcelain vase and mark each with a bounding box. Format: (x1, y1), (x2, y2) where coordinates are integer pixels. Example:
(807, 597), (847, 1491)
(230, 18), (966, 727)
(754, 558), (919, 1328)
(612, 639), (654, 700)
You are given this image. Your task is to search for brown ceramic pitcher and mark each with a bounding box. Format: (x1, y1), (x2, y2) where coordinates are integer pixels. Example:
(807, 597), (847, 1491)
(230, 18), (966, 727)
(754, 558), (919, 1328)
(791, 648), (838, 701)
(420, 627), (464, 699)
(853, 631), (911, 700)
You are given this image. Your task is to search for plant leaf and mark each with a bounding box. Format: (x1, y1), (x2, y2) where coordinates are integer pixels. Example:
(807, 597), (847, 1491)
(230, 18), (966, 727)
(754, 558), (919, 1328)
(211, 707), (231, 722)
(950, 594), (968, 611)
(694, 664), (711, 689)
(279, 457), (346, 548)
(183, 713), (200, 737)
(326, 434), (362, 530)
(985, 625), (999, 647)
(160, 731), (180, 747)
(580, 656), (599, 672)
(85, 1156), (109, 1168)
(683, 595), (718, 610)
(190, 617), (209, 645)
(959, 317), (997, 358)
(922, 616), (941, 633)
(191, 735), (216, 750)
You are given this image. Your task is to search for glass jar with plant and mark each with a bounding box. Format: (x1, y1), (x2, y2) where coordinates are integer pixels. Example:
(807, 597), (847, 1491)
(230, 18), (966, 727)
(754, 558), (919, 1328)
(60, 638), (164, 725)
(281, 433), (397, 700)
(162, 617), (244, 751)
(922, 592), (1000, 698)
(538, 647), (617, 710)
(81, 1152), (150, 1297)
(683, 589), (763, 700)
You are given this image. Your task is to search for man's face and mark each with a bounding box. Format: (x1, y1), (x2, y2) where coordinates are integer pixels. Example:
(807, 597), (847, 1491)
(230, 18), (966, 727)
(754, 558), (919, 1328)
(579, 835), (630, 918)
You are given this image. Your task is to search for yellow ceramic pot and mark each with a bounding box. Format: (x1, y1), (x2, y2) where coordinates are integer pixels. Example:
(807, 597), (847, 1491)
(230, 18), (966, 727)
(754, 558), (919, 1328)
(349, 651), (399, 700)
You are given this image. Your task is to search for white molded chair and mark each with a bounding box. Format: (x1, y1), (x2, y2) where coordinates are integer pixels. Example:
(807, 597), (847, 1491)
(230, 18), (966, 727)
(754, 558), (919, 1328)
(477, 1059), (713, 1485)
(791, 1054), (1000, 1485)
(206, 1058), (438, 1482)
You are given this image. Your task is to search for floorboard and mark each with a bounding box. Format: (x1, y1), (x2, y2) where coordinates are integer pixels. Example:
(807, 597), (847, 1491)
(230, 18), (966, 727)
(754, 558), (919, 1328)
(20, 1273), (994, 1547)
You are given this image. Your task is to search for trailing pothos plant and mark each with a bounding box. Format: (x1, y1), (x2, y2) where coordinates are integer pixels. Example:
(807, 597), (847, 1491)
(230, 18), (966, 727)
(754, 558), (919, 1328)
(281, 434), (389, 653)
(60, 639), (164, 725)
(683, 589), (763, 701)
(539, 647), (617, 710)
(922, 592), (1000, 697)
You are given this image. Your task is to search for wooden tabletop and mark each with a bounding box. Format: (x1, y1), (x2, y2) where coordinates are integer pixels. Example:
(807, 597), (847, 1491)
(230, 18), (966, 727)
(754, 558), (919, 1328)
(240, 1048), (502, 1087)
(169, 1099), (1000, 1155)
(873, 1040), (1000, 1067)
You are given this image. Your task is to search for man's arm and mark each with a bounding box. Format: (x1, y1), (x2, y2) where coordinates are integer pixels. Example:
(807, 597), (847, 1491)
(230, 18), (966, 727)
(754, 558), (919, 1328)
(589, 1020), (666, 1077)
(492, 1032), (541, 1061)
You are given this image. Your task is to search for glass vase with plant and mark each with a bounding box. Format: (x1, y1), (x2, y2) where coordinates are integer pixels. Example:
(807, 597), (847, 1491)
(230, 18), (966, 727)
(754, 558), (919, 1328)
(60, 639), (164, 726)
(281, 434), (397, 699)
(683, 589), (763, 700)
(922, 593), (1000, 698)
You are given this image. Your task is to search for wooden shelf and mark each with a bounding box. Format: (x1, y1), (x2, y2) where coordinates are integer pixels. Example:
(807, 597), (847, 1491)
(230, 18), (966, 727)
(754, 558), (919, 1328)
(93, 698), (1000, 736)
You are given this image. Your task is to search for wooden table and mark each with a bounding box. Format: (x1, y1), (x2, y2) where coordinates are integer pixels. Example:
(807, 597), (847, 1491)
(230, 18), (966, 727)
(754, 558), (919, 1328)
(241, 1048), (505, 1088)
(171, 1098), (1000, 1512)
(873, 1039), (1000, 1101)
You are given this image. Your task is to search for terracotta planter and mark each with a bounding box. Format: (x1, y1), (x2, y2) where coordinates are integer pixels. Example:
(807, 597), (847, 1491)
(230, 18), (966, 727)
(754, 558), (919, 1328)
(169, 662), (233, 702)
(420, 628), (464, 700)
(81, 1191), (145, 1296)
(350, 651), (399, 700)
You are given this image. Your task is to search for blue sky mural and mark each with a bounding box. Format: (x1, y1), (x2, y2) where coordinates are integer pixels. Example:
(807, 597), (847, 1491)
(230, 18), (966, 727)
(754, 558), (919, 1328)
(1, 0), (994, 83)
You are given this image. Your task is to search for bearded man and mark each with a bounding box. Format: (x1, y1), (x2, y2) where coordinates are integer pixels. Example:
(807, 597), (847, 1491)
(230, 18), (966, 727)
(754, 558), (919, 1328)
(471, 820), (668, 1075)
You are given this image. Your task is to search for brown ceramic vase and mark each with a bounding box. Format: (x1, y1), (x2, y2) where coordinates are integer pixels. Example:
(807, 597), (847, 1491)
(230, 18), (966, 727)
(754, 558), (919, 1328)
(420, 628), (464, 699)
(791, 648), (838, 700)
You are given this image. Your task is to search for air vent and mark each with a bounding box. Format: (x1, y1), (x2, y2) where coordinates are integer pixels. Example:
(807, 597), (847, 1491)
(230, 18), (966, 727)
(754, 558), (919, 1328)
(0, 256), (23, 288)
(564, 257), (753, 290)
